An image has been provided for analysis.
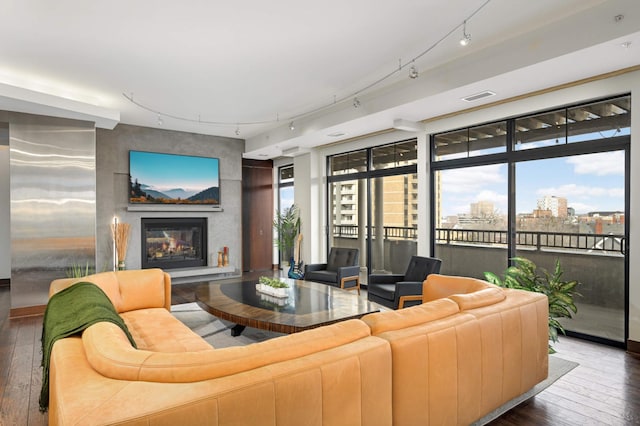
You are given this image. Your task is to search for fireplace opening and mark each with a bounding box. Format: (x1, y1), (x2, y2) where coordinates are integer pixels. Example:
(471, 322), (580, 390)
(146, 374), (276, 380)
(141, 217), (207, 270)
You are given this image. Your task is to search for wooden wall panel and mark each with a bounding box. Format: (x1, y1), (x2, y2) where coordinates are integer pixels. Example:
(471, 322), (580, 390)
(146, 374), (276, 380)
(242, 159), (273, 272)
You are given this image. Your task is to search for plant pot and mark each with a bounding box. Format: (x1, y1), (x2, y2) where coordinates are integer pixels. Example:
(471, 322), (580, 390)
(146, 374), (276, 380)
(256, 283), (288, 298)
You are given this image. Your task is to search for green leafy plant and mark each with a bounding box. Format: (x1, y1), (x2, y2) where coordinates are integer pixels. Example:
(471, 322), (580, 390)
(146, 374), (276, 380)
(258, 276), (289, 288)
(484, 256), (580, 354)
(273, 204), (300, 261)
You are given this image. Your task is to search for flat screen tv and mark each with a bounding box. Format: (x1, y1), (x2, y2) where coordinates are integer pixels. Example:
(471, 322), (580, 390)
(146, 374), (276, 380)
(129, 150), (220, 206)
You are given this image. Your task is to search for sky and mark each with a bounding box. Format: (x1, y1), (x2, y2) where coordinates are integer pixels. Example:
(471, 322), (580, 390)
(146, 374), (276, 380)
(440, 150), (625, 218)
(129, 151), (219, 192)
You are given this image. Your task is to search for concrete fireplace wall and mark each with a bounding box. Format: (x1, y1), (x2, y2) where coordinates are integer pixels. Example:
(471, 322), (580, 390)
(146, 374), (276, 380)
(96, 124), (244, 274)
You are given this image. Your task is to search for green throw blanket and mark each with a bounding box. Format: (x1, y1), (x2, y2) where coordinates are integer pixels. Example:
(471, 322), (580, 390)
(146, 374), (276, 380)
(39, 281), (137, 412)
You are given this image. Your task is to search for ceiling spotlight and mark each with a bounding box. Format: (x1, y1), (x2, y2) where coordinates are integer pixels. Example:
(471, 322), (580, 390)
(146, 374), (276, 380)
(460, 20), (471, 46)
(157, 114), (163, 126)
(353, 97), (361, 108)
(235, 126), (240, 136)
(409, 64), (419, 79)
(621, 41), (632, 48)
(289, 122), (295, 131)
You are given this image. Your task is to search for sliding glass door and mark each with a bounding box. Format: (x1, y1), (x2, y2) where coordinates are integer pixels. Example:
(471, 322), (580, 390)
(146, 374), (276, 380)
(328, 140), (418, 282)
(515, 152), (626, 343)
(432, 94), (630, 346)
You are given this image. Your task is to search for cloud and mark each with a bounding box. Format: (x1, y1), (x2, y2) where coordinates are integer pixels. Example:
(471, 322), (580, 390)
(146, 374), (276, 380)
(567, 151), (624, 176)
(439, 164), (506, 194)
(475, 190), (508, 212)
(569, 201), (597, 212)
(536, 183), (624, 199)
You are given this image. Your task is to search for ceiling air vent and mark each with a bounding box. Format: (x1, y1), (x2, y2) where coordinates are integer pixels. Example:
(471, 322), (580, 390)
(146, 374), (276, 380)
(462, 90), (496, 102)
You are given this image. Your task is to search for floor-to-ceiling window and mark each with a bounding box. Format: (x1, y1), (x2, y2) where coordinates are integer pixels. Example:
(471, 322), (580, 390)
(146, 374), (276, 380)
(277, 165), (294, 267)
(328, 139), (417, 282)
(431, 94), (630, 346)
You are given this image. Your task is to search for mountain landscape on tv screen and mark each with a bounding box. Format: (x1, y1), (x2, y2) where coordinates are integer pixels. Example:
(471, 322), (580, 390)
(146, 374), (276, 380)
(130, 180), (219, 205)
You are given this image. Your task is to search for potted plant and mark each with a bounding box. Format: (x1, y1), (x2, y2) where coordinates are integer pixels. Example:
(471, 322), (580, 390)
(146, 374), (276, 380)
(484, 256), (580, 353)
(273, 204), (300, 266)
(256, 276), (290, 298)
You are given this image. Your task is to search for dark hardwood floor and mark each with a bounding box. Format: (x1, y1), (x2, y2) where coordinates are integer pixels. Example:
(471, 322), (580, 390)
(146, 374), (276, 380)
(1, 277), (639, 425)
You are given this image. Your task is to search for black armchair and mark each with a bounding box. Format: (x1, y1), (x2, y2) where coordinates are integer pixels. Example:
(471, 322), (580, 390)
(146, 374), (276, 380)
(304, 247), (361, 294)
(367, 255), (442, 309)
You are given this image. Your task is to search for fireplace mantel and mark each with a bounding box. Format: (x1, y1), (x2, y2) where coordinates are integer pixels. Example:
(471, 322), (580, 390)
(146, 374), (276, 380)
(168, 265), (236, 284)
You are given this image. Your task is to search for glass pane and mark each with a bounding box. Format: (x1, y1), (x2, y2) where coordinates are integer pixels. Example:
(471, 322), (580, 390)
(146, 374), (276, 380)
(434, 164), (508, 278)
(277, 186), (295, 266)
(515, 152), (625, 343)
(568, 95), (631, 143)
(434, 121), (507, 160)
(329, 149), (367, 175)
(329, 179), (367, 280)
(372, 139), (417, 170)
(279, 165), (294, 183)
(514, 109), (567, 150)
(468, 122), (507, 156)
(433, 128), (468, 161)
(370, 174), (418, 275)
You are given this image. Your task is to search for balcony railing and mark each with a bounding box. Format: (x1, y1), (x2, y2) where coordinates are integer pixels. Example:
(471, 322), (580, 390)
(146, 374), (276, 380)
(435, 228), (624, 254)
(333, 225), (624, 254)
(333, 225), (418, 240)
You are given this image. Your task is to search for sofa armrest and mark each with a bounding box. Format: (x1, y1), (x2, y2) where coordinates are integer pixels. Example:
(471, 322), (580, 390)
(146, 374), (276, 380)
(304, 263), (328, 273)
(368, 274), (404, 285)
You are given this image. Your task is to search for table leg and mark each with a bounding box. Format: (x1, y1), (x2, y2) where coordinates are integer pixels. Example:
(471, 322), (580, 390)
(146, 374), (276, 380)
(231, 324), (246, 337)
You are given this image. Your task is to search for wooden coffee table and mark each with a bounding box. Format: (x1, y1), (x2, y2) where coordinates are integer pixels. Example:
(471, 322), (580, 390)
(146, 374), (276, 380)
(195, 278), (379, 336)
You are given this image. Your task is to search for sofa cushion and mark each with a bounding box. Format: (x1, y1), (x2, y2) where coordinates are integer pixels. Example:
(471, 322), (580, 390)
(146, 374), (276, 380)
(448, 287), (506, 310)
(117, 269), (170, 312)
(361, 298), (460, 335)
(423, 274), (496, 302)
(82, 318), (373, 383)
(49, 268), (171, 313)
(120, 308), (213, 352)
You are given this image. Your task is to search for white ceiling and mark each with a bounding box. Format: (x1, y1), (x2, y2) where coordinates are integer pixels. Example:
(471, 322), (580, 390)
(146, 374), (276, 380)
(1, 0), (639, 159)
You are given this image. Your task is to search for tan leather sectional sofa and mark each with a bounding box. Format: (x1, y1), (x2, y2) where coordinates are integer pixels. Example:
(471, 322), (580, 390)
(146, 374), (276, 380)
(47, 269), (548, 425)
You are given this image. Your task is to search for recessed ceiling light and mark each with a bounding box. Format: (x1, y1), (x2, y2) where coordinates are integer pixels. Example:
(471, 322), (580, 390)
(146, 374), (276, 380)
(328, 132), (346, 137)
(462, 90), (496, 102)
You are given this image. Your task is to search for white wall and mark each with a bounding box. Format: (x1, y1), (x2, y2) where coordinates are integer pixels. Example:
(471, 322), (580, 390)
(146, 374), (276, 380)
(0, 144), (9, 279)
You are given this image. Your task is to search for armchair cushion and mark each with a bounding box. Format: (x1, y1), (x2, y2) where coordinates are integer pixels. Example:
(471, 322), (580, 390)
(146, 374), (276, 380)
(326, 248), (359, 272)
(304, 248), (360, 289)
(304, 270), (337, 284)
(404, 256), (440, 282)
(367, 256), (442, 309)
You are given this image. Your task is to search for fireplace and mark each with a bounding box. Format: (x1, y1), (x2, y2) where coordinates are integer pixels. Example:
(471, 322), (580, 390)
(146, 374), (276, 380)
(141, 217), (207, 270)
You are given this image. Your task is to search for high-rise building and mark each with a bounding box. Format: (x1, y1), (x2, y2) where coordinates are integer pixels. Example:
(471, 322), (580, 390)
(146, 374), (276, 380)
(470, 201), (494, 217)
(536, 195), (568, 218)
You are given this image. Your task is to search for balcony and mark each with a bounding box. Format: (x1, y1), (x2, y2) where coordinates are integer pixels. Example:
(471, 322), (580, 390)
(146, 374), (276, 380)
(332, 226), (625, 342)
